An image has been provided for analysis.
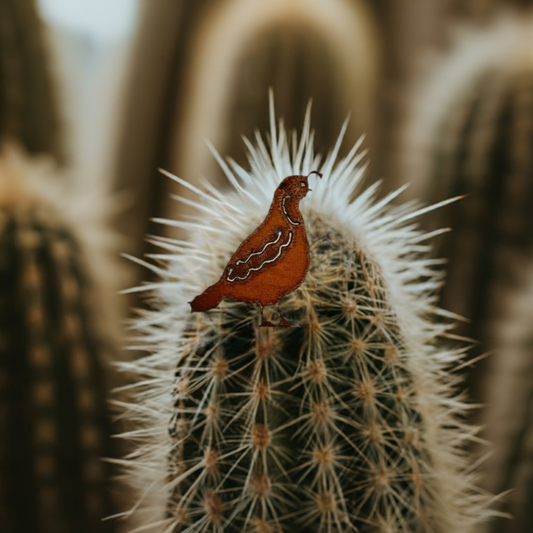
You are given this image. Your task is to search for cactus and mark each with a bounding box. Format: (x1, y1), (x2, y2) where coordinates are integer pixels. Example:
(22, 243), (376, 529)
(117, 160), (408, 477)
(399, 16), (533, 532)
(121, 103), (492, 532)
(0, 0), (61, 159)
(0, 147), (119, 532)
(423, 68), (533, 360)
(399, 14), (533, 409)
(479, 270), (533, 533)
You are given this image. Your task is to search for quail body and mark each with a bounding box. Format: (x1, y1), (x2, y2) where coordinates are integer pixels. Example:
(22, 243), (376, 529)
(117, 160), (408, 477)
(189, 172), (321, 326)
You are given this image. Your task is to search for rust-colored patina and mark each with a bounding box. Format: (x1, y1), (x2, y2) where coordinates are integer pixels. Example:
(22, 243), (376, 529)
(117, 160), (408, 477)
(189, 171), (321, 327)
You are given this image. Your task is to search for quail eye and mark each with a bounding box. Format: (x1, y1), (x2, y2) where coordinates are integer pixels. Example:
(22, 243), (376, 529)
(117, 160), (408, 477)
(299, 182), (306, 188)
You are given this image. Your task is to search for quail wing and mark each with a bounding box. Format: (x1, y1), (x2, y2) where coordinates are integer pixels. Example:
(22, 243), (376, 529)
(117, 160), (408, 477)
(224, 225), (293, 283)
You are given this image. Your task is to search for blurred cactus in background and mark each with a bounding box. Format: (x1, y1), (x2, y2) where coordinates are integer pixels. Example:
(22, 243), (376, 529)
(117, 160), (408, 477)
(0, 0), (61, 160)
(400, 13), (533, 532)
(433, 68), (533, 370)
(119, 105), (493, 533)
(402, 13), (533, 360)
(116, 0), (380, 255)
(0, 146), (120, 533)
(0, 1), (127, 531)
(481, 270), (533, 533)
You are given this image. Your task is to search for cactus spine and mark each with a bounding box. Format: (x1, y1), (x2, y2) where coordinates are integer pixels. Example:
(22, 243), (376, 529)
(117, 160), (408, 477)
(0, 147), (119, 532)
(122, 104), (492, 532)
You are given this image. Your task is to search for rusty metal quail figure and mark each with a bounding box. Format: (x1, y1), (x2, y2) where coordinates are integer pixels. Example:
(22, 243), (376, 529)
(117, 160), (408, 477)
(189, 171), (322, 326)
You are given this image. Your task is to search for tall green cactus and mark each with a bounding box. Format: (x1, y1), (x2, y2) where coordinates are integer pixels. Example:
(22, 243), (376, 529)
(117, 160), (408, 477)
(0, 0), (61, 159)
(121, 106), (492, 532)
(0, 151), (118, 532)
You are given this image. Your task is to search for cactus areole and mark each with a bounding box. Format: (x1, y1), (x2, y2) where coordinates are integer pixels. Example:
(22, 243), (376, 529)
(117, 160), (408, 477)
(122, 97), (491, 532)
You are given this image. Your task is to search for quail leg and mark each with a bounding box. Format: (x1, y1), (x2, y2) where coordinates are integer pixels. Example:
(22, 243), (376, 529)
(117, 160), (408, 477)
(275, 304), (297, 327)
(258, 305), (275, 327)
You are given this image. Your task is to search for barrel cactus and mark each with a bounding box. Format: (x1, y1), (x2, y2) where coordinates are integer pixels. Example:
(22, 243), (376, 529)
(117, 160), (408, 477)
(121, 103), (492, 532)
(0, 146), (119, 532)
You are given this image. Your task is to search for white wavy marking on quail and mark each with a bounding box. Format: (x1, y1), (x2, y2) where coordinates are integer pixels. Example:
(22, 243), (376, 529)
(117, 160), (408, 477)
(282, 195), (300, 226)
(235, 230), (283, 266)
(226, 231), (293, 282)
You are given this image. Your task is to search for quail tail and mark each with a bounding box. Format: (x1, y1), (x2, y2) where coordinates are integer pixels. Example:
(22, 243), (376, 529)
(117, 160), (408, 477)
(189, 282), (224, 312)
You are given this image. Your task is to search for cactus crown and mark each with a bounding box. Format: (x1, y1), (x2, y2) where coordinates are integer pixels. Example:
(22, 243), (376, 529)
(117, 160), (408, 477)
(120, 98), (492, 532)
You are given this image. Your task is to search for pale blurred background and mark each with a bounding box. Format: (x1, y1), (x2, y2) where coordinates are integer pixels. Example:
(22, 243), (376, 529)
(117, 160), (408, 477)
(2, 0), (533, 531)
(38, 0), (140, 187)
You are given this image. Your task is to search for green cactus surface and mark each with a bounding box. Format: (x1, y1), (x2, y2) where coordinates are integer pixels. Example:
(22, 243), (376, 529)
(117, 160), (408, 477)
(167, 218), (450, 533)
(121, 105), (492, 532)
(0, 198), (117, 533)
